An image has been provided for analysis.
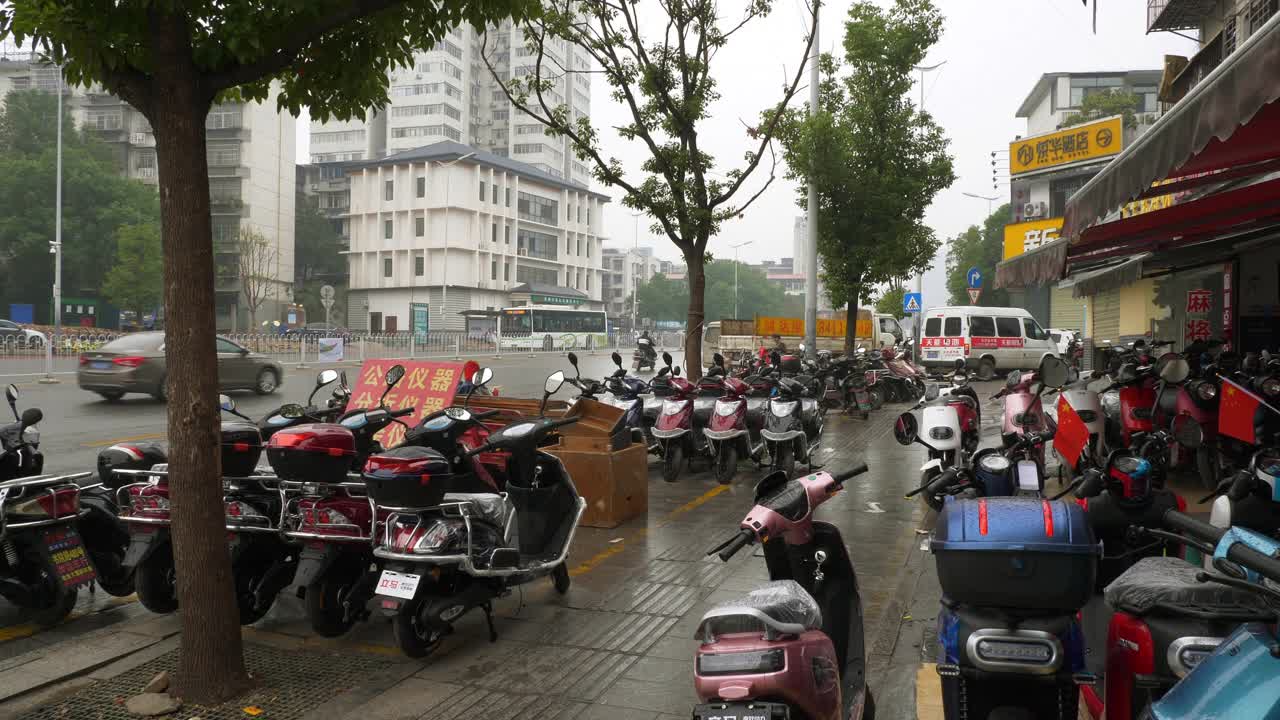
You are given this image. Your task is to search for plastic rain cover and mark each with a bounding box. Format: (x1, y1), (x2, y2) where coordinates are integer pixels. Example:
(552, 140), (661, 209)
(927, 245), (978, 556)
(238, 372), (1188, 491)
(1105, 556), (1271, 618)
(698, 579), (823, 639)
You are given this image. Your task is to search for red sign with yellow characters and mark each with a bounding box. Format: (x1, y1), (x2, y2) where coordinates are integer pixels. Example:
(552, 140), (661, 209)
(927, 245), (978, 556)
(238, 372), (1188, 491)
(349, 360), (463, 449)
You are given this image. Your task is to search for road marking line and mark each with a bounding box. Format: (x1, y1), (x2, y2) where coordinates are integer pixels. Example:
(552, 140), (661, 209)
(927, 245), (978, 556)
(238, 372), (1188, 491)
(79, 432), (167, 448)
(569, 484), (730, 578)
(916, 663), (944, 719)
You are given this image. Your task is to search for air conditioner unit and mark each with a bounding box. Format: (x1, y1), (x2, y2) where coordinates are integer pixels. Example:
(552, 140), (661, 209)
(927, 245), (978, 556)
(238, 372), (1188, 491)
(1022, 201), (1046, 218)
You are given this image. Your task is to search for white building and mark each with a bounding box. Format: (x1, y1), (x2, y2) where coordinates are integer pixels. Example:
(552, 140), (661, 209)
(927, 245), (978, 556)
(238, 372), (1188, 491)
(0, 51), (296, 331)
(344, 141), (608, 333)
(601, 245), (661, 325)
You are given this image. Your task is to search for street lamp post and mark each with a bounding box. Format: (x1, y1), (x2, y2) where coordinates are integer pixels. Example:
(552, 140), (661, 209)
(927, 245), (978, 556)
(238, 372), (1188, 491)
(962, 191), (1001, 218)
(430, 151), (475, 333)
(631, 211), (642, 330)
(41, 59), (65, 384)
(730, 240), (753, 319)
(910, 60), (946, 356)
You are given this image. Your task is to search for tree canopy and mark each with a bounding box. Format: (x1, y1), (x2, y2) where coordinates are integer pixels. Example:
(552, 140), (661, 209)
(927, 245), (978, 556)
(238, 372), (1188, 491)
(483, 0), (817, 377)
(945, 203), (1011, 307)
(774, 0), (955, 350)
(0, 89), (159, 324)
(102, 222), (163, 321)
(1062, 90), (1143, 129)
(636, 261), (804, 323)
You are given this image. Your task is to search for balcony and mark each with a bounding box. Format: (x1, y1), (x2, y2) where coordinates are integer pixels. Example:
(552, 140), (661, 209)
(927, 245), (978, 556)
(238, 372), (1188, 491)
(1147, 0), (1217, 32)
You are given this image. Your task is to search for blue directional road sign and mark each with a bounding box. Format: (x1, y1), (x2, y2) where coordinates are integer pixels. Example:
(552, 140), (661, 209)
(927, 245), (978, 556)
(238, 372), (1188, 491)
(967, 267), (984, 289)
(903, 292), (922, 314)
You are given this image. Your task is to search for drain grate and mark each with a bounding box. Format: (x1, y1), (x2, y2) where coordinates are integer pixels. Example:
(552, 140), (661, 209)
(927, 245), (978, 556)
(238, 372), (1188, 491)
(19, 642), (394, 720)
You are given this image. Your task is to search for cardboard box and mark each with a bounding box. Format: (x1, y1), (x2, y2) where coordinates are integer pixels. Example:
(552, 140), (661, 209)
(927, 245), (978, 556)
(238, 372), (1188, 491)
(549, 441), (648, 528)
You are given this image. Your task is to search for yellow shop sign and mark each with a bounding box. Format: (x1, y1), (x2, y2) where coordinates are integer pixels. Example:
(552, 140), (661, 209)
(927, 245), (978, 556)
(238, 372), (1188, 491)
(1009, 116), (1123, 176)
(1003, 218), (1064, 260)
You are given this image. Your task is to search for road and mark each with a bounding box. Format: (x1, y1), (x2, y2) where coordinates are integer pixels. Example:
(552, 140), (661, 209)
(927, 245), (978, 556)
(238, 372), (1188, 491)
(9, 351), (677, 475)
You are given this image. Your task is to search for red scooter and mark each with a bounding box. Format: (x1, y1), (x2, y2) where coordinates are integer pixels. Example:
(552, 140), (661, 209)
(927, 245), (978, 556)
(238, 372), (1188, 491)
(703, 372), (760, 486)
(652, 351), (704, 483)
(696, 463), (873, 720)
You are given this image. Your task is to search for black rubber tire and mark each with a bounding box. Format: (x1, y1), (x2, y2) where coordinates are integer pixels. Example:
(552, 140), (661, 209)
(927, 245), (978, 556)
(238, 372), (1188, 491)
(714, 444), (738, 485)
(976, 358), (996, 381)
(134, 551), (178, 614)
(393, 608), (445, 659)
(919, 469), (944, 514)
(305, 563), (361, 638)
(97, 391), (124, 402)
(236, 566), (274, 625)
(869, 385), (885, 411)
(552, 563), (571, 594)
(662, 443), (684, 483)
(152, 374), (167, 402)
(29, 585), (78, 628)
(93, 551), (136, 598)
(775, 444), (795, 479)
(254, 368), (279, 395)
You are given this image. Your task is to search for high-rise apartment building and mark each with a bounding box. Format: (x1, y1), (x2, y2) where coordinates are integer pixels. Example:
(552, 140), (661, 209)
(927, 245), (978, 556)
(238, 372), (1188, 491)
(0, 50), (296, 331)
(601, 245), (660, 326)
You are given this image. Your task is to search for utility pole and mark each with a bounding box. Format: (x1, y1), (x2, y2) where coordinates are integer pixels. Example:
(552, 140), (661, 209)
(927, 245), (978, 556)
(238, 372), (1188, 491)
(631, 211), (642, 330)
(911, 61), (946, 357)
(962, 191), (1001, 218)
(42, 59), (64, 385)
(730, 240), (753, 319)
(803, 1), (820, 360)
(431, 152), (474, 333)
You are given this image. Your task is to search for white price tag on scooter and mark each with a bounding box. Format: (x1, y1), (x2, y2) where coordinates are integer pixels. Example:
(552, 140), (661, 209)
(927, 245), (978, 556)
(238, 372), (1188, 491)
(375, 570), (420, 599)
(1016, 460), (1041, 492)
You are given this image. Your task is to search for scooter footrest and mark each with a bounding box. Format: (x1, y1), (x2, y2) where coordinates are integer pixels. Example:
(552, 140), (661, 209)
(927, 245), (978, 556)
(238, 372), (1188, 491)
(693, 701), (789, 719)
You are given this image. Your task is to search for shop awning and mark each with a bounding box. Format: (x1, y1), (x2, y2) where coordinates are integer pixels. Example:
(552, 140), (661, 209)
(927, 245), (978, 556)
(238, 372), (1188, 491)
(1063, 253), (1151, 298)
(994, 237), (1070, 289)
(1062, 12), (1280, 239)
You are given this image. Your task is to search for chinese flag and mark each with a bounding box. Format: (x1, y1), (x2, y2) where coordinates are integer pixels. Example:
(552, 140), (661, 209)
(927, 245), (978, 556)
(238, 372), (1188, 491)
(1220, 377), (1263, 445)
(1055, 394), (1091, 471)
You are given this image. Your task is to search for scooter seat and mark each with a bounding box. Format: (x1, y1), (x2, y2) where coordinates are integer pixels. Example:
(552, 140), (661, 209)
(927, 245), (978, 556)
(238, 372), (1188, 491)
(442, 492), (514, 532)
(1105, 556), (1271, 619)
(697, 579), (823, 640)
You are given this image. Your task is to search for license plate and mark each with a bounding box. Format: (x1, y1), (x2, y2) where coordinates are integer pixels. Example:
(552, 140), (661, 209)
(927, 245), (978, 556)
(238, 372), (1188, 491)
(43, 527), (97, 589)
(375, 570), (420, 599)
(926, 351), (939, 359)
(91, 361), (111, 370)
(692, 702), (788, 720)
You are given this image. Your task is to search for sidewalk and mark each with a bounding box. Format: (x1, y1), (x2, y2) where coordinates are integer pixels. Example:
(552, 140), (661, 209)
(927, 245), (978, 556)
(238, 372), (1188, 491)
(0, 412), (934, 720)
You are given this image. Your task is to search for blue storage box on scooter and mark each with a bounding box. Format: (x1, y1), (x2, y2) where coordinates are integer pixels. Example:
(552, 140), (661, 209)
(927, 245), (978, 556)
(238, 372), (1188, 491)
(932, 496), (1098, 611)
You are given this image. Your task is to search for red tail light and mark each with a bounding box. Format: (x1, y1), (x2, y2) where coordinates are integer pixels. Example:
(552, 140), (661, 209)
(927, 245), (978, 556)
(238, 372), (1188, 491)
(79, 355), (90, 366)
(113, 356), (147, 368)
(36, 488), (81, 518)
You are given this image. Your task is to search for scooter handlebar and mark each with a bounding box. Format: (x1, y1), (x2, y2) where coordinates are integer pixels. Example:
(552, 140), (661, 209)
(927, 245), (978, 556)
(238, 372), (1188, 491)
(832, 463), (869, 484)
(390, 407), (415, 418)
(1162, 509), (1280, 584)
(708, 528), (756, 562)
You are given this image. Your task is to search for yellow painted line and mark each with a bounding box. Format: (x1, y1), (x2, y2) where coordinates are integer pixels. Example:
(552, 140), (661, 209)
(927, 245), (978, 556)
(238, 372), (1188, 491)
(569, 484), (731, 578)
(916, 663), (943, 720)
(0, 594), (137, 644)
(79, 432), (166, 448)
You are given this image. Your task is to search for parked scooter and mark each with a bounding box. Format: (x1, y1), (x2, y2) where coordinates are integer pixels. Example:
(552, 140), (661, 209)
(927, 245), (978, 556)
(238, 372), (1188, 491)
(927, 496), (1098, 719)
(602, 352), (662, 455)
(703, 369), (761, 485)
(991, 355), (1071, 475)
(762, 352), (825, 478)
(696, 462), (873, 720)
(258, 369), (350, 440)
(652, 352), (708, 483)
(371, 371), (585, 658)
(1049, 368), (1106, 481)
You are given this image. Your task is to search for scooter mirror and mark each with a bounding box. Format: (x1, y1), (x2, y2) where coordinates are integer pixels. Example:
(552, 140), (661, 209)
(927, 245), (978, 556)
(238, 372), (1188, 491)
(673, 366), (682, 377)
(893, 412), (919, 446)
(1039, 355), (1069, 389)
(474, 367), (493, 387)
(662, 351), (673, 367)
(1172, 414), (1204, 449)
(612, 351), (623, 367)
(219, 394), (235, 412)
(280, 403), (305, 419)
(657, 367), (670, 378)
(713, 352), (725, 368)
(544, 371), (565, 395)
(925, 384), (941, 401)
(4, 383), (17, 404)
(386, 364), (406, 386)
(19, 407), (42, 429)
(954, 358), (966, 370)
(568, 352), (579, 368)
(317, 369), (339, 387)
(1159, 356), (1191, 384)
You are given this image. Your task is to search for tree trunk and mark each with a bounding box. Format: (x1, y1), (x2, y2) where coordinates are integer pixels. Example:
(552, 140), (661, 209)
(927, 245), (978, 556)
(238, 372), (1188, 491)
(844, 284), (862, 355)
(684, 250), (705, 382)
(150, 37), (252, 703)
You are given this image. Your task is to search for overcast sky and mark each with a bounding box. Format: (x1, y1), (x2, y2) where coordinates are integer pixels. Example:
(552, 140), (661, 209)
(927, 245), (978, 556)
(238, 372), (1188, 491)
(295, 0), (1195, 308)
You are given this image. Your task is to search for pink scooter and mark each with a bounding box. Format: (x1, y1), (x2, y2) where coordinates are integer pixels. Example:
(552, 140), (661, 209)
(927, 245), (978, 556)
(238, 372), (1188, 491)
(990, 356), (1067, 472)
(695, 463), (873, 720)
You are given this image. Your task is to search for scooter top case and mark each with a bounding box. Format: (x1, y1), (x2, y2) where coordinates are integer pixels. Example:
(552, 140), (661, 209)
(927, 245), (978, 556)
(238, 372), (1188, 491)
(932, 497), (1098, 612)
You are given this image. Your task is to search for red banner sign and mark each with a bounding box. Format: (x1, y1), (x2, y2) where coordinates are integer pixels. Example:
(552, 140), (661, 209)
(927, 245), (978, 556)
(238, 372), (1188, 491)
(350, 360), (463, 449)
(921, 337), (964, 348)
(970, 337), (1025, 349)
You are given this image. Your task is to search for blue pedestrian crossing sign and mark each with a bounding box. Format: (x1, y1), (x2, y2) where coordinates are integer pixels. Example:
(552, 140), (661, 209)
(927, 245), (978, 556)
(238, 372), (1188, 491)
(903, 292), (922, 314)
(967, 267), (983, 289)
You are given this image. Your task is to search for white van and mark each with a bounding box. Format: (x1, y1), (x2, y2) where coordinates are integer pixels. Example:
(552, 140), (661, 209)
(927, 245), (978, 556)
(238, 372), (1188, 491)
(918, 306), (1057, 379)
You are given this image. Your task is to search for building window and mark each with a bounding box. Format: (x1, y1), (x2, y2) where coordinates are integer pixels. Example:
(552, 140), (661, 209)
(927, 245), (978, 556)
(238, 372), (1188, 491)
(415, 217), (425, 237)
(85, 108), (123, 130)
(389, 125), (461, 141)
(587, 207), (591, 225)
(383, 258), (393, 278)
(566, 236), (572, 255)
(416, 177), (425, 198)
(517, 265), (559, 285)
(517, 228), (559, 260)
(384, 220), (393, 240)
(1050, 175), (1089, 217)
(576, 238), (582, 256)
(504, 263), (510, 281)
(415, 256), (424, 276)
(587, 273), (591, 291)
(311, 128), (363, 143)
(586, 238), (592, 258)
(504, 226), (511, 244)
(1131, 85), (1159, 113)
(479, 180), (486, 202)
(491, 261), (498, 280)
(505, 187), (511, 207)
(1067, 76), (1123, 108)
(577, 206), (583, 223)
(390, 103), (461, 121)
(492, 222), (498, 242)
(206, 143), (239, 167)
(385, 179), (394, 201)
(492, 184), (498, 204)
(517, 191), (559, 226)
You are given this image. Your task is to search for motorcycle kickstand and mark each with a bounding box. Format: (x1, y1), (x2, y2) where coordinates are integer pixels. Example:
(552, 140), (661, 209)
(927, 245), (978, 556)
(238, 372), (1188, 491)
(481, 602), (499, 643)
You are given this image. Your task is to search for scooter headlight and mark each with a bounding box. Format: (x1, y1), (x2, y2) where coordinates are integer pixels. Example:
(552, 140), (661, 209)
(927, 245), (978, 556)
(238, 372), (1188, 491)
(770, 401), (798, 418)
(696, 649), (785, 676)
(1197, 383), (1218, 401)
(715, 401), (740, 417)
(929, 427), (955, 441)
(978, 454), (1011, 474)
(974, 638), (1055, 664)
